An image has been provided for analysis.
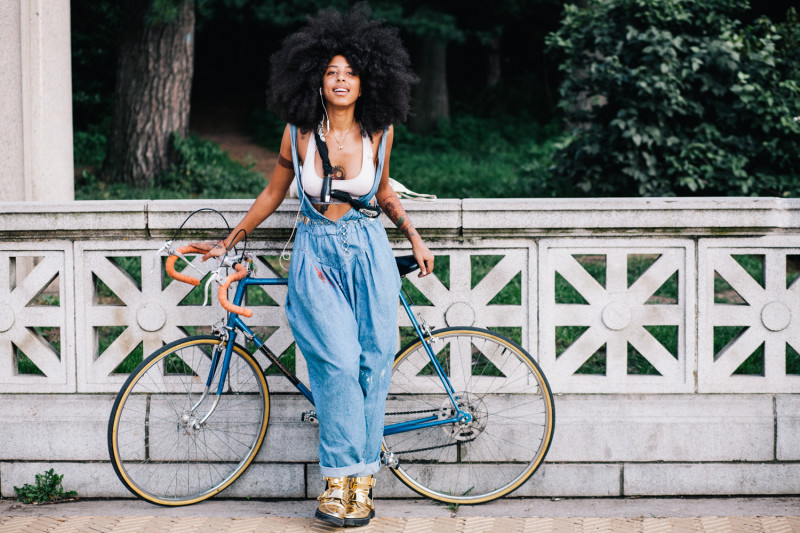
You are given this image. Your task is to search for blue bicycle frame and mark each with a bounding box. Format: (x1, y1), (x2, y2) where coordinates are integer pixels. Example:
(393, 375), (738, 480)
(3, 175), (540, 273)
(206, 272), (472, 438)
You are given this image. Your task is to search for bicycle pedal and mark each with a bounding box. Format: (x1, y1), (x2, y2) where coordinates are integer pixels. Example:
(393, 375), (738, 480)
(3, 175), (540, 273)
(301, 410), (317, 423)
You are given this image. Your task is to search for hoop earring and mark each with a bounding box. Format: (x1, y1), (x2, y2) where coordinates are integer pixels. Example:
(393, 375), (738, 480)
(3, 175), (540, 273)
(318, 88), (330, 140)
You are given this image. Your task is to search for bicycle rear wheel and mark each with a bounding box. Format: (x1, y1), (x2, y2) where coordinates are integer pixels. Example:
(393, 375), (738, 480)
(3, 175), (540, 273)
(108, 336), (269, 506)
(383, 327), (554, 504)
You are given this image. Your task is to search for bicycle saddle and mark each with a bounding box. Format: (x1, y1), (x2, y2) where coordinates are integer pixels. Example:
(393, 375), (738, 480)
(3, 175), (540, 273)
(395, 255), (420, 277)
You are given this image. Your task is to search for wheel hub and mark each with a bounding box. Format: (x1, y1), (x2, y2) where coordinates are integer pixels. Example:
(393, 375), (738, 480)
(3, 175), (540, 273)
(179, 411), (202, 433)
(438, 392), (488, 441)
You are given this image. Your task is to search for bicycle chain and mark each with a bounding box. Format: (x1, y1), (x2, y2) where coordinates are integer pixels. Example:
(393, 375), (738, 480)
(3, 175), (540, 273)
(384, 408), (476, 455)
(385, 408), (442, 416)
(391, 437), (476, 455)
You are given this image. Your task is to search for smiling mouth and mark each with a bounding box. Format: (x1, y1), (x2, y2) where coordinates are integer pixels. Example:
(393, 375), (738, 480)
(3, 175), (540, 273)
(333, 88), (349, 94)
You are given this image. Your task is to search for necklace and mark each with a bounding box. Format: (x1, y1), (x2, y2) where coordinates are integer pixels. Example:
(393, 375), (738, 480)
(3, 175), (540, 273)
(329, 121), (355, 150)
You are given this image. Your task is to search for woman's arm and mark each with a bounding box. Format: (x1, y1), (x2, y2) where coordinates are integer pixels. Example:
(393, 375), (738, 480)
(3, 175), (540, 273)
(375, 126), (435, 277)
(197, 125), (296, 260)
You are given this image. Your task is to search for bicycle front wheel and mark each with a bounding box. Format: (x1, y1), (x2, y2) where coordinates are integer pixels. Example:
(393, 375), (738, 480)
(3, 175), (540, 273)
(383, 327), (554, 504)
(108, 336), (269, 506)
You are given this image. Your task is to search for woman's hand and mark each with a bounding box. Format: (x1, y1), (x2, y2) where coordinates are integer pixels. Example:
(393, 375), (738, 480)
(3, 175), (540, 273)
(412, 241), (434, 277)
(189, 241), (228, 262)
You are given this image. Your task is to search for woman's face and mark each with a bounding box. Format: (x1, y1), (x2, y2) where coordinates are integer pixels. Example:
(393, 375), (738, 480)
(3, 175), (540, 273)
(321, 55), (361, 107)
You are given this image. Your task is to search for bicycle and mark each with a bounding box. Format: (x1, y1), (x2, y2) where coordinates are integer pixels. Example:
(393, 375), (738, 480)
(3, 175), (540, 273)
(107, 224), (555, 507)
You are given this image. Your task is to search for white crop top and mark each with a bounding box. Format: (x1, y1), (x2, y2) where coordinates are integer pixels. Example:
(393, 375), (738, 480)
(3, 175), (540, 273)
(300, 134), (375, 202)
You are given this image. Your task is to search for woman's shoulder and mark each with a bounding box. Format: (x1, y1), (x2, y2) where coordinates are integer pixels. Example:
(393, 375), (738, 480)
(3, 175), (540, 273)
(370, 124), (393, 146)
(279, 123), (312, 163)
(282, 123), (312, 140)
(366, 125), (393, 165)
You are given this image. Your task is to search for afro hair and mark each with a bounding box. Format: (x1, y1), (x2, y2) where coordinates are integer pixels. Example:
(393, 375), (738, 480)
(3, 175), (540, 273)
(268, 3), (417, 138)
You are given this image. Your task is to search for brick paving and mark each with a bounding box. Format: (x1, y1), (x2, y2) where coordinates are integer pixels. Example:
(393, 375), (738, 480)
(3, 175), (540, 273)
(1, 515), (799, 532)
(2, 498), (799, 533)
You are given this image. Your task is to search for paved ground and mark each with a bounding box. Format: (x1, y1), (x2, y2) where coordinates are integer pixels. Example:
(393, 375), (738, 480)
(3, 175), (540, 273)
(1, 497), (799, 532)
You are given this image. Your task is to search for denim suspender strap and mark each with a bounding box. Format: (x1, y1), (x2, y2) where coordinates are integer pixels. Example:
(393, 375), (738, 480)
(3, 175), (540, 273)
(290, 124), (326, 221)
(357, 128), (388, 205)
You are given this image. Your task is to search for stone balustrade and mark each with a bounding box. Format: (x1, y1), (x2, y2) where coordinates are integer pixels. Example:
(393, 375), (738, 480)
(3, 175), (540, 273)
(0, 198), (798, 499)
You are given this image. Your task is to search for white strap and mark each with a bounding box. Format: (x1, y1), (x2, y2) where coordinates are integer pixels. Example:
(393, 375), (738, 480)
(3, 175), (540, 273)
(389, 178), (437, 201)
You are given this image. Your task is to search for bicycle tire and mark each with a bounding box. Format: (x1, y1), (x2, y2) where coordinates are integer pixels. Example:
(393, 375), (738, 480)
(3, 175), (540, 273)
(108, 335), (269, 506)
(383, 327), (554, 504)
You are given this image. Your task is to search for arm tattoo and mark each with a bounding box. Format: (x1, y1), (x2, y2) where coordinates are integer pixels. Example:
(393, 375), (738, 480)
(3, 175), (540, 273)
(383, 196), (418, 241)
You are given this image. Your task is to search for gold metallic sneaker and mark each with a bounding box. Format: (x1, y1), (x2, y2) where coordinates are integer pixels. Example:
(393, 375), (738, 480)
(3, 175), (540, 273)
(315, 476), (349, 527)
(344, 475), (376, 527)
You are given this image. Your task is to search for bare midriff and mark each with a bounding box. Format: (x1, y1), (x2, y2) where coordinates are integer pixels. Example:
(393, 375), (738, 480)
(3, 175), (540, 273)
(312, 202), (353, 221)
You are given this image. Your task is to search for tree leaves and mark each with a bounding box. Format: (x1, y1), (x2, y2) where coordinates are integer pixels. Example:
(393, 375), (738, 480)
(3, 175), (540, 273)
(547, 0), (800, 196)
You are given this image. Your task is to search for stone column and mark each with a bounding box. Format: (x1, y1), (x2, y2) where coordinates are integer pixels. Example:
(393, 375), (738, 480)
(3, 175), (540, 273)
(0, 0), (74, 202)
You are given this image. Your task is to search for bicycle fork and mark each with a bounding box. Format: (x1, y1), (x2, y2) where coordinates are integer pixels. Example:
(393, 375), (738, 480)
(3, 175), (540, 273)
(180, 328), (234, 430)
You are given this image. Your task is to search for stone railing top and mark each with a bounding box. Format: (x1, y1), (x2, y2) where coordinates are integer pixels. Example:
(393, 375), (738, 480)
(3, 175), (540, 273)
(2, 197), (800, 240)
(464, 197), (800, 236)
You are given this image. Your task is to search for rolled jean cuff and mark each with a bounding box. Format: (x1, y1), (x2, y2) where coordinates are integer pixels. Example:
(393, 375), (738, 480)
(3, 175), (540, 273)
(352, 459), (381, 478)
(319, 460), (369, 478)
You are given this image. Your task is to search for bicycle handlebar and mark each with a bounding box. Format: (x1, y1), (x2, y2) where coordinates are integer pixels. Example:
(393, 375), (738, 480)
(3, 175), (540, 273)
(165, 244), (254, 318)
(217, 263), (253, 318)
(165, 245), (205, 286)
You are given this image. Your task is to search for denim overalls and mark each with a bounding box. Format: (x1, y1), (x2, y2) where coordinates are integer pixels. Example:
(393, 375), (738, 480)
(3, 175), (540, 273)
(284, 125), (401, 478)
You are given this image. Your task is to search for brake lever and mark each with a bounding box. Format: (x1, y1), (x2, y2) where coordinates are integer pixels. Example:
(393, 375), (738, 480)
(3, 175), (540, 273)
(202, 269), (226, 307)
(150, 240), (172, 274)
(173, 249), (206, 277)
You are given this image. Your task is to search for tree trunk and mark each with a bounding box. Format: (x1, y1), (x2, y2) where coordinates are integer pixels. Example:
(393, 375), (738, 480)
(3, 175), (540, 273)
(408, 36), (450, 133)
(103, 0), (194, 188)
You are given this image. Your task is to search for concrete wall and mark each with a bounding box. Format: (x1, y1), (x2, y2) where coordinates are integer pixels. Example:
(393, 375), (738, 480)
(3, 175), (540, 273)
(0, 198), (798, 498)
(0, 0), (74, 202)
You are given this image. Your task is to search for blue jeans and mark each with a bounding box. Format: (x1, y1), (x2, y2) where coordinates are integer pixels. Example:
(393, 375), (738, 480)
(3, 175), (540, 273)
(285, 209), (401, 478)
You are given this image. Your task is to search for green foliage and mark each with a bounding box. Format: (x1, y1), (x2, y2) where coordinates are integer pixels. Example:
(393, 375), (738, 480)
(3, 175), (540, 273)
(14, 469), (77, 504)
(250, 109), (287, 152)
(147, 0), (201, 25)
(163, 133), (267, 197)
(390, 6), (465, 43)
(390, 115), (569, 198)
(227, 0), (465, 42)
(243, 99), (568, 199)
(547, 0), (800, 197)
(77, 134), (267, 200)
(70, 2), (120, 130)
(73, 123), (108, 169)
(77, 111), (567, 200)
(252, 0), (349, 26)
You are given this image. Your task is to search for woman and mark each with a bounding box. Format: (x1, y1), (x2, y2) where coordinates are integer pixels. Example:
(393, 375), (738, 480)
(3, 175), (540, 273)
(195, 5), (433, 527)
